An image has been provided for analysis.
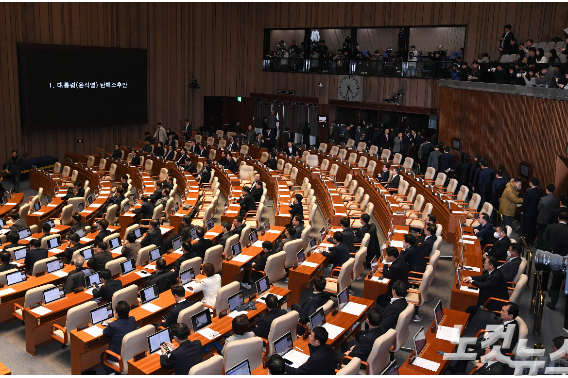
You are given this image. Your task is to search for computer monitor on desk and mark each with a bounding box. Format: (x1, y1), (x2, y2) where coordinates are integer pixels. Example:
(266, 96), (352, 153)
(140, 285), (159, 304)
(231, 242), (242, 258)
(413, 326), (427, 357)
(255, 276), (269, 296)
(434, 300), (444, 325)
(147, 328), (171, 355)
(191, 309), (212, 332)
(226, 359), (251, 375)
(90, 304), (113, 325)
(120, 259), (136, 275)
(228, 291), (244, 312)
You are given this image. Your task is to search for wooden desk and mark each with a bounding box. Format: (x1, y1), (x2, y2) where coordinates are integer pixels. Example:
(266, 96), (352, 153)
(0, 193), (24, 219)
(0, 362), (10, 375)
(29, 169), (58, 198)
(398, 308), (469, 375)
(26, 198), (66, 229)
(450, 226), (483, 311)
(126, 286), (291, 375)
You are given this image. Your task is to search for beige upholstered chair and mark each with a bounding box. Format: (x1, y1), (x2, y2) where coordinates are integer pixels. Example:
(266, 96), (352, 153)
(32, 256), (58, 276)
(318, 143), (328, 153)
(465, 202), (494, 227)
(0, 268), (18, 285)
(325, 258), (354, 295)
(352, 247), (367, 280)
(14, 284), (55, 321)
(204, 245), (224, 273)
(207, 281), (240, 316)
(406, 265), (434, 321)
(224, 337), (264, 372)
(392, 153), (402, 165)
(179, 257), (203, 277)
(356, 141), (367, 152)
(106, 257), (127, 277)
(189, 354), (223, 375)
(239, 225), (252, 249)
(102, 325), (155, 374)
(345, 139), (355, 149)
(136, 245), (156, 266)
(283, 239), (303, 269)
(254, 251), (286, 284)
(380, 149), (391, 161)
(391, 303), (414, 352)
(265, 311), (299, 357)
(40, 234), (61, 250)
(178, 302), (205, 327)
(405, 203), (433, 227)
(337, 357), (361, 375)
(402, 157), (414, 172)
(112, 285), (139, 309)
(51, 301), (97, 346)
(223, 234), (240, 260)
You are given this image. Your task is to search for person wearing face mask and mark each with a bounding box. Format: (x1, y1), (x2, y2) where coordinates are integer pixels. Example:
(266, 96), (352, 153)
(483, 226), (510, 263)
(473, 213), (494, 248)
(499, 178), (523, 227)
(496, 243), (522, 283)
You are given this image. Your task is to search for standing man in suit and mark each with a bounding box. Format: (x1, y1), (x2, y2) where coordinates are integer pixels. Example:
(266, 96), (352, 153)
(122, 232), (141, 261)
(551, 196), (568, 224)
(183, 119), (191, 139)
(281, 127), (292, 147)
(354, 214), (371, 243)
(441, 146), (454, 174)
(322, 231), (350, 277)
(521, 177), (542, 245)
(5, 150), (24, 193)
(463, 256), (509, 319)
(378, 128), (390, 151)
(499, 24), (514, 54)
(191, 228), (212, 260)
(292, 276), (331, 335)
(93, 219), (112, 245)
(265, 128), (277, 151)
(537, 184), (560, 248)
(87, 242), (113, 272)
(92, 269), (123, 303)
(141, 220), (164, 252)
(484, 226), (510, 263)
(335, 308), (384, 364)
(385, 167), (400, 189)
(159, 323), (202, 374)
(288, 194), (303, 220)
(25, 239), (48, 274)
(173, 242), (199, 276)
(473, 213), (494, 248)
(284, 327), (335, 375)
(154, 122), (167, 144)
(159, 285), (195, 329)
(376, 248), (410, 308)
(133, 195), (155, 220)
(251, 294), (287, 339)
(400, 234), (426, 274)
(238, 186), (256, 217)
(497, 243), (522, 282)
(543, 212), (568, 307)
(427, 143), (443, 173)
(267, 110), (277, 131)
(376, 281), (409, 329)
(100, 301), (137, 374)
(476, 159), (495, 206)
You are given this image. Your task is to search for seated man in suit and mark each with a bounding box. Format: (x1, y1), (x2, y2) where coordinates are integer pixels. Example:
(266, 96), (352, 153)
(0, 251), (17, 273)
(105, 186), (125, 215)
(284, 327), (335, 375)
(143, 139), (153, 153)
(130, 150), (141, 166)
(191, 227), (212, 260)
(141, 220), (164, 251)
(473, 212), (494, 248)
(400, 234), (426, 274)
(250, 180), (263, 203)
(92, 268), (123, 303)
(376, 248), (410, 308)
(463, 256), (509, 320)
(173, 241), (199, 277)
(62, 181), (85, 200)
(218, 150), (229, 166)
(354, 214), (371, 243)
(284, 141), (300, 157)
(149, 182), (163, 203)
(224, 152), (238, 174)
(251, 294), (287, 339)
(327, 217), (354, 253)
(231, 216), (246, 236)
(6, 212), (27, 232)
(416, 215), (436, 243)
(288, 194), (303, 221)
(227, 136), (239, 152)
(218, 221), (233, 247)
(196, 164), (212, 185)
(64, 255), (93, 294)
(272, 226), (296, 256)
(100, 300), (137, 374)
(376, 163), (390, 183)
(87, 242), (113, 272)
(385, 167), (401, 189)
(147, 258), (176, 293)
(266, 152), (277, 170)
(292, 214), (305, 239)
(376, 280), (409, 330)
(335, 308), (383, 364)
(62, 233), (83, 265)
(133, 195), (155, 220)
(472, 340), (507, 375)
(163, 176), (174, 191)
(111, 144), (123, 159)
(93, 219), (112, 245)
(25, 239), (48, 275)
(238, 186), (257, 217)
(160, 323), (202, 375)
(2, 232), (22, 252)
(322, 231), (350, 277)
(484, 226), (510, 264)
(159, 284), (195, 329)
(39, 222), (52, 241)
(417, 224), (436, 258)
(164, 145), (176, 161)
(70, 213), (85, 233)
(241, 241), (276, 289)
(497, 243), (523, 283)
(292, 276), (330, 335)
(122, 232), (141, 261)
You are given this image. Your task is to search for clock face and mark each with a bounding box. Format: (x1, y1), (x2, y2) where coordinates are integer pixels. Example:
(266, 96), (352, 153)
(338, 75), (363, 101)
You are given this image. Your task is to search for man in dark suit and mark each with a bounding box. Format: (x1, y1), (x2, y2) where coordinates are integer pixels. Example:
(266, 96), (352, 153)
(2, 233), (22, 253)
(7, 213), (27, 232)
(241, 241), (278, 289)
(292, 215), (305, 239)
(164, 145), (176, 161)
(159, 285), (195, 329)
(122, 232), (141, 261)
(498, 24), (515, 54)
(288, 194), (303, 220)
(427, 143), (443, 172)
(335, 308), (384, 364)
(251, 294), (287, 339)
(172, 241), (199, 277)
(0, 251), (17, 273)
(93, 219), (112, 245)
(441, 146), (454, 173)
(218, 221), (233, 247)
(141, 220), (164, 251)
(376, 163), (390, 183)
(284, 141), (300, 157)
(218, 150), (228, 166)
(537, 184), (560, 249)
(160, 323), (202, 374)
(284, 327), (335, 375)
(472, 345), (507, 375)
(522, 177), (542, 245)
(495, 243), (522, 284)
(266, 153), (277, 170)
(417, 225), (436, 258)
(333, 217), (354, 253)
(400, 234), (426, 274)
(227, 136), (239, 152)
(354, 214), (371, 243)
(87, 242), (113, 272)
(238, 186), (256, 217)
(147, 258), (177, 293)
(62, 233), (83, 265)
(70, 213), (86, 233)
(106, 186), (125, 215)
(25, 239), (48, 274)
(264, 128), (276, 151)
(224, 152), (238, 174)
(473, 213), (494, 248)
(385, 167), (401, 189)
(292, 276), (331, 334)
(551, 196), (568, 224)
(376, 281), (409, 330)
(92, 269), (123, 303)
(376, 248), (410, 308)
(64, 255), (93, 294)
(463, 256), (509, 320)
(281, 127), (293, 147)
(250, 180), (263, 203)
(130, 150), (141, 166)
(543, 212), (568, 310)
(111, 144), (123, 159)
(134, 195), (155, 220)
(484, 226), (510, 263)
(378, 128), (390, 150)
(100, 301), (137, 374)
(322, 231), (350, 277)
(190, 227), (212, 260)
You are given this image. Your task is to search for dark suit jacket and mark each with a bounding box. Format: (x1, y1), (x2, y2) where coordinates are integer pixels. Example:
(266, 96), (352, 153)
(63, 242), (84, 264)
(543, 222), (568, 256)
(471, 269), (509, 309)
(350, 326), (385, 361)
(251, 248), (279, 273)
(131, 155), (141, 166)
(70, 222), (86, 233)
(141, 228), (164, 251)
(284, 344), (336, 375)
(164, 150), (175, 161)
(134, 201), (155, 219)
(191, 238), (212, 260)
(474, 222), (494, 248)
(102, 316), (137, 357)
(122, 242), (141, 261)
(377, 298), (408, 333)
(10, 219), (28, 232)
(0, 262), (17, 273)
(386, 174), (400, 189)
(297, 291), (331, 324)
(147, 270), (177, 293)
(87, 251), (113, 272)
(251, 187), (263, 202)
(285, 145), (300, 157)
(94, 229), (112, 245)
(227, 141), (239, 152)
(25, 248), (48, 274)
(112, 149), (123, 159)
(551, 206), (568, 224)
(377, 170), (389, 183)
(160, 339), (203, 375)
(417, 235), (435, 258)
(93, 279), (123, 303)
(162, 299), (195, 328)
(322, 242), (350, 269)
(266, 158), (277, 170)
(473, 362), (506, 375)
(400, 245), (426, 273)
(354, 223), (370, 243)
(342, 228), (355, 253)
(289, 202), (303, 218)
(537, 193), (560, 225)
(487, 236), (510, 263)
(224, 158), (238, 174)
(64, 267), (93, 294)
(282, 131), (293, 146)
(294, 223), (305, 239)
(251, 308), (287, 339)
(238, 193), (256, 217)
(497, 256), (522, 282)
(382, 257), (409, 286)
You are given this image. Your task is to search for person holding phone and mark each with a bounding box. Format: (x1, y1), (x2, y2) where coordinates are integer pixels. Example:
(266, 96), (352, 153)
(159, 323), (202, 375)
(92, 269), (123, 303)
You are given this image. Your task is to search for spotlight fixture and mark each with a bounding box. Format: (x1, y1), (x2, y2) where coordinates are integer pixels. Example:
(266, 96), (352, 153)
(189, 79), (200, 89)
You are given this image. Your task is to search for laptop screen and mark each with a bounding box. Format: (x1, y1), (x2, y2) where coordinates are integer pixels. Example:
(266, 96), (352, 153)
(87, 196), (93, 206)
(149, 248), (161, 262)
(264, 220), (270, 232)
(74, 228), (86, 238)
(297, 249), (306, 264)
(231, 242), (241, 257)
(206, 218), (214, 231)
(44, 220), (55, 229)
(18, 228), (32, 240)
(338, 288), (349, 306)
(33, 202), (41, 212)
(371, 256), (379, 274)
(133, 228), (143, 238)
(85, 272), (100, 288)
(0, 219), (4, 228)
(82, 248), (93, 260)
(47, 259), (64, 273)
(77, 202), (85, 212)
(434, 300), (444, 325)
(120, 259), (136, 275)
(191, 309), (212, 332)
(249, 230), (258, 244)
(47, 236), (62, 250)
(255, 276), (269, 295)
(413, 327), (427, 356)
(108, 236), (121, 251)
(309, 237), (316, 249)
(46, 195), (52, 204)
(309, 308), (325, 328)
(90, 305), (113, 325)
(190, 227), (197, 240)
(381, 360), (399, 375)
(274, 332), (293, 356)
(13, 247), (27, 261)
(148, 328), (171, 354)
(179, 268), (195, 285)
(228, 291), (244, 312)
(7, 270), (27, 286)
(140, 285), (159, 304)
(226, 360), (251, 376)
(43, 287), (64, 304)
(123, 203), (130, 213)
(172, 237), (182, 251)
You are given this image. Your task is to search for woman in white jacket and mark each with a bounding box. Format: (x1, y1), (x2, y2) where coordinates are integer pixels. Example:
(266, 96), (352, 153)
(191, 263), (221, 307)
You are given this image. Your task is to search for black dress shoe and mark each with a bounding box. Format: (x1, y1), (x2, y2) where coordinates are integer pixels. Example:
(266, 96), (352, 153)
(546, 302), (556, 311)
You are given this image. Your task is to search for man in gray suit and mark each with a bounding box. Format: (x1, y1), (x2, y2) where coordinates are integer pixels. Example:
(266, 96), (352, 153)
(427, 143), (443, 173)
(267, 110), (277, 130)
(536, 184), (560, 248)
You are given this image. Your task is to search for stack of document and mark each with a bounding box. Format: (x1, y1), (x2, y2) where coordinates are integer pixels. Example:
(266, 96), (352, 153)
(282, 349), (310, 368)
(83, 326), (104, 338)
(141, 303), (162, 313)
(436, 325), (461, 344)
(232, 254), (253, 263)
(321, 323), (345, 340)
(340, 302), (367, 316)
(197, 327), (220, 340)
(460, 285), (479, 293)
(413, 357), (440, 372)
